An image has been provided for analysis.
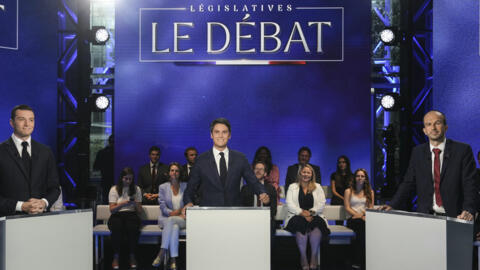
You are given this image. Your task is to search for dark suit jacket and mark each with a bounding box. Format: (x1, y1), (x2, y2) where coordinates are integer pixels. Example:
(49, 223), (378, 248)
(390, 139), (478, 217)
(0, 138), (60, 217)
(137, 162), (168, 204)
(184, 149), (266, 206)
(285, 163), (321, 194)
(241, 182), (277, 219)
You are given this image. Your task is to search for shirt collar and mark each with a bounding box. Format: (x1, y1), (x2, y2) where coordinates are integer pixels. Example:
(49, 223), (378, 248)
(429, 138), (446, 153)
(212, 146), (229, 157)
(11, 133), (31, 147)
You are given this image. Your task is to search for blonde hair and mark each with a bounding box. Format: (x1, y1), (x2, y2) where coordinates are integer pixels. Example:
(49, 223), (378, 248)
(296, 164), (317, 193)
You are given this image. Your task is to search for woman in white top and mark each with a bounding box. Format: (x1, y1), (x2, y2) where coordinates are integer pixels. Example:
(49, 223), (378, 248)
(344, 168), (374, 270)
(285, 164), (330, 270)
(108, 167), (143, 269)
(152, 162), (187, 270)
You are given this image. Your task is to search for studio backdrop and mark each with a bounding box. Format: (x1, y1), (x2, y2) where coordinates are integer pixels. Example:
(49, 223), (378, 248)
(114, 0), (372, 185)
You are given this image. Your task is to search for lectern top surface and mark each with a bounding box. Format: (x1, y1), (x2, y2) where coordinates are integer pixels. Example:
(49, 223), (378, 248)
(4, 209), (92, 220)
(366, 209), (473, 224)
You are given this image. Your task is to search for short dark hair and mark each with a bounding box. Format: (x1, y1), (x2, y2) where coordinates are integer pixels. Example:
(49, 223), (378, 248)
(184, 146), (198, 157)
(11, 104), (34, 120)
(149, 146), (161, 154)
(252, 160), (268, 170)
(210, 118), (231, 133)
(298, 146), (312, 157)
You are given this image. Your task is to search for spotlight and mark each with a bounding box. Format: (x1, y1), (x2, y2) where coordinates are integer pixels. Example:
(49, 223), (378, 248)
(90, 94), (110, 111)
(380, 93), (401, 111)
(90, 26), (110, 45)
(379, 27), (399, 46)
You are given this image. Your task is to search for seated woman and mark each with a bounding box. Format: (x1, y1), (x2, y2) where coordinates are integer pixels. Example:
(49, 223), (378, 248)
(344, 168), (374, 270)
(152, 162), (187, 269)
(108, 167), (142, 269)
(252, 146), (281, 201)
(330, 155), (354, 224)
(285, 164), (330, 270)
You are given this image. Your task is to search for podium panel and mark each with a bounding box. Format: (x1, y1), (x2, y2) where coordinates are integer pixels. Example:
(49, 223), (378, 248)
(366, 209), (472, 270)
(0, 210), (92, 270)
(186, 207), (270, 270)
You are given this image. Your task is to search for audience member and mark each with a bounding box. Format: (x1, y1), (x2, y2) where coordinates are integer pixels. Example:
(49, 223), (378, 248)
(152, 162), (187, 270)
(93, 134), (114, 204)
(182, 147), (198, 180)
(138, 146), (168, 205)
(108, 167), (142, 269)
(344, 169), (374, 270)
(252, 146), (281, 201)
(477, 150), (480, 178)
(285, 164), (330, 270)
(0, 104), (60, 216)
(183, 146), (201, 204)
(183, 118), (269, 207)
(241, 161), (277, 236)
(383, 110), (478, 220)
(330, 155), (354, 224)
(285, 146), (321, 194)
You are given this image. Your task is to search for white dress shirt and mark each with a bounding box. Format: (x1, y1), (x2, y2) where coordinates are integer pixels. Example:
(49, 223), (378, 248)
(212, 147), (229, 175)
(11, 133), (31, 157)
(429, 138), (446, 214)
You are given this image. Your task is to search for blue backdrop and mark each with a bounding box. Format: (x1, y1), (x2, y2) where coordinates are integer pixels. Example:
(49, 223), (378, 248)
(0, 0), (57, 153)
(434, 1), (480, 158)
(115, 0), (372, 186)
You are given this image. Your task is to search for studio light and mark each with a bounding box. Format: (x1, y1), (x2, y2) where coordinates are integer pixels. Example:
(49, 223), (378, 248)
(91, 26), (110, 45)
(91, 94), (110, 111)
(380, 93), (401, 111)
(379, 27), (398, 46)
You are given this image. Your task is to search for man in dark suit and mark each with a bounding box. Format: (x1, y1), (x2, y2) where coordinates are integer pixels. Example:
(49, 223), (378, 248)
(477, 150), (480, 180)
(0, 105), (60, 217)
(183, 118), (269, 207)
(384, 110), (478, 220)
(182, 146), (198, 181)
(241, 161), (277, 234)
(93, 134), (114, 204)
(137, 146), (168, 205)
(285, 146), (321, 193)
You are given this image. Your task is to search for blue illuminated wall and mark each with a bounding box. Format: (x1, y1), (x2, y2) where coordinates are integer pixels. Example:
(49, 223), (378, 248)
(433, 1), (480, 158)
(0, 0), (57, 152)
(115, 0), (372, 185)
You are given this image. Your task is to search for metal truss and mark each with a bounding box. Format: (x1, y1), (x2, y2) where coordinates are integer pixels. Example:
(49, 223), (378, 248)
(57, 0), (92, 206)
(371, 0), (432, 204)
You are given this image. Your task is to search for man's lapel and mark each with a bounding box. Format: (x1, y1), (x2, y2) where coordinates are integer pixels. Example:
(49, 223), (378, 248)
(5, 138), (29, 181)
(208, 149), (223, 187)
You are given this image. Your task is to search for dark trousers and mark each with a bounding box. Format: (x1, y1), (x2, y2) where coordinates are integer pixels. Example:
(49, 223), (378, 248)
(108, 211), (141, 255)
(347, 218), (365, 267)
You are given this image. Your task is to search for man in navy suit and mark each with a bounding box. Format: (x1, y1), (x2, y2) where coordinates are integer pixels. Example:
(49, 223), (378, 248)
(0, 105), (60, 216)
(284, 146), (321, 194)
(183, 118), (269, 207)
(384, 110), (477, 220)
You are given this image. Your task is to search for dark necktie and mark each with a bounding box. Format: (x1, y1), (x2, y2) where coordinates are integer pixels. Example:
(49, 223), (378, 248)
(21, 141), (31, 178)
(219, 152), (227, 186)
(151, 164), (157, 192)
(433, 148), (443, 207)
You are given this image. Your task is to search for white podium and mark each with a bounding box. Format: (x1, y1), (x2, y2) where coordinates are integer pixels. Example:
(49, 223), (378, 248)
(186, 207), (270, 270)
(366, 209), (473, 270)
(0, 210), (92, 270)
